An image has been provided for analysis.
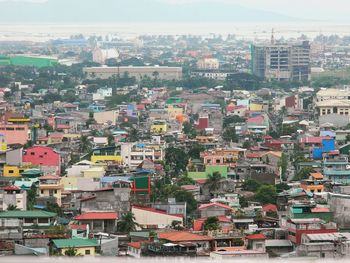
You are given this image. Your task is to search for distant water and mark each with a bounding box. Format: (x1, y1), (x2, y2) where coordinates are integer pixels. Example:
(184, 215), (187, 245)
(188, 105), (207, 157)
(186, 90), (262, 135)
(0, 22), (350, 42)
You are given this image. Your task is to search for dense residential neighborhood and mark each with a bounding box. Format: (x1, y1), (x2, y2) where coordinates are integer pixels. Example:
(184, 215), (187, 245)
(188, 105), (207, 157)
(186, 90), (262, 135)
(3, 21), (350, 260)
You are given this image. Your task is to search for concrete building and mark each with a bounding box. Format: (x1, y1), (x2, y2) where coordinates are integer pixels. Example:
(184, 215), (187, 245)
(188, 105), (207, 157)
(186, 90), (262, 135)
(316, 88), (350, 102)
(121, 143), (164, 168)
(38, 175), (63, 206)
(92, 48), (119, 64)
(251, 41), (310, 81)
(0, 185), (27, 211)
(131, 205), (183, 229)
(197, 58), (220, 70)
(83, 66), (183, 81)
(317, 100), (350, 117)
(298, 232), (350, 258)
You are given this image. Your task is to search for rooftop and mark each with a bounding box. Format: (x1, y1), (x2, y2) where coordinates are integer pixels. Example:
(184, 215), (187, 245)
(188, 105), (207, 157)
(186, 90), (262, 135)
(53, 238), (98, 249)
(75, 212), (118, 220)
(158, 231), (213, 242)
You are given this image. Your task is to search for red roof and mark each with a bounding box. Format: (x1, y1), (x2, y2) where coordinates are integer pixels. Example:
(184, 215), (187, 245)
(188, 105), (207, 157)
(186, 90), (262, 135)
(311, 207), (330, 213)
(128, 242), (141, 249)
(247, 116), (264, 125)
(70, 224), (88, 230)
(3, 185), (20, 191)
(56, 124), (70, 129)
(198, 202), (232, 211)
(195, 179), (207, 184)
(39, 175), (61, 180)
(246, 152), (262, 159)
(262, 204), (278, 212)
(75, 212), (118, 220)
(245, 233), (266, 240)
(132, 205), (183, 218)
(300, 137), (325, 144)
(158, 231), (213, 242)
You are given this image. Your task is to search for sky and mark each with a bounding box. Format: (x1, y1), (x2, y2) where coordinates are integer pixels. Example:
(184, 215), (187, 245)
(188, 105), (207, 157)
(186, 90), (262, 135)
(0, 0), (349, 22)
(160, 0), (350, 21)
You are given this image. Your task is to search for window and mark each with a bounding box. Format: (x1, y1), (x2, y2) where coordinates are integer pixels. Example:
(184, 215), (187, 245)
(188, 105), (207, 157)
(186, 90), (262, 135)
(41, 190), (44, 194)
(38, 218), (49, 224)
(24, 218), (35, 224)
(31, 152), (35, 156)
(54, 190), (57, 194)
(9, 170), (14, 174)
(85, 250), (91, 255)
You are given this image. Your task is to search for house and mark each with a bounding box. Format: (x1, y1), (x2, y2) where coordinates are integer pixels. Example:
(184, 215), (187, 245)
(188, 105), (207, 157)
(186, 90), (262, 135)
(0, 185), (27, 211)
(0, 210), (56, 232)
(0, 123), (29, 145)
(127, 242), (142, 258)
(158, 231), (214, 253)
(22, 146), (61, 175)
(245, 233), (266, 252)
(52, 239), (99, 256)
(297, 232), (350, 258)
(37, 175), (63, 206)
(193, 215), (232, 233)
(150, 120), (167, 135)
(265, 239), (293, 257)
(300, 172), (326, 193)
(132, 205), (183, 229)
(198, 202), (232, 218)
(285, 218), (337, 245)
(74, 211), (118, 233)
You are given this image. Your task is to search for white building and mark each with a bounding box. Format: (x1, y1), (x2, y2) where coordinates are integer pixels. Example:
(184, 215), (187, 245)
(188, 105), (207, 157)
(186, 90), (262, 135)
(121, 143), (164, 168)
(197, 58), (220, 70)
(92, 48), (119, 64)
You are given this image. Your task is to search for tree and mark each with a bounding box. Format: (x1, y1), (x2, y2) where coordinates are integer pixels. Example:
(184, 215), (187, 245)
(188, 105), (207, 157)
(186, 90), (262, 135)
(176, 175), (195, 186)
(242, 179), (261, 192)
(128, 128), (139, 142)
(242, 140), (251, 149)
(165, 147), (189, 175)
(293, 167), (313, 181)
(117, 212), (139, 233)
(222, 127), (238, 142)
(7, 205), (18, 211)
(45, 202), (64, 217)
(171, 220), (184, 231)
(254, 185), (277, 204)
(173, 190), (198, 214)
(64, 247), (81, 257)
(79, 135), (92, 153)
(278, 153), (289, 181)
(223, 115), (245, 128)
(205, 172), (223, 196)
(203, 216), (220, 231)
(27, 184), (37, 210)
(187, 144), (205, 160)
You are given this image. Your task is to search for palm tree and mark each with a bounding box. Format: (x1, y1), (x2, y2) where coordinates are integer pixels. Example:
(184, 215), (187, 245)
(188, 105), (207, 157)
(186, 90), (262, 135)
(117, 212), (139, 233)
(205, 172), (224, 197)
(128, 128), (140, 142)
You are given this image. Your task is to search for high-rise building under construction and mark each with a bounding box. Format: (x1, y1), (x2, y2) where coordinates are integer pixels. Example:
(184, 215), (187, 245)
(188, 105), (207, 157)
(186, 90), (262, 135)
(251, 41), (311, 82)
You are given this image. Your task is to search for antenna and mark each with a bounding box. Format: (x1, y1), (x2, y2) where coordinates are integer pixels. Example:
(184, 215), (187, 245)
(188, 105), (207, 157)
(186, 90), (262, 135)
(271, 28), (275, 45)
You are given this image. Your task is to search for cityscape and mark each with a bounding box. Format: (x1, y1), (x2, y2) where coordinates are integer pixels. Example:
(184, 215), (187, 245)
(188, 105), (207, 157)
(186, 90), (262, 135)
(2, 0), (350, 261)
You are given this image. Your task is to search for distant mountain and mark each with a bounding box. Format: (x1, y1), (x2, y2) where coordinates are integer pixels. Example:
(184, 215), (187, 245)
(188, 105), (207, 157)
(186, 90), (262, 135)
(0, 0), (298, 23)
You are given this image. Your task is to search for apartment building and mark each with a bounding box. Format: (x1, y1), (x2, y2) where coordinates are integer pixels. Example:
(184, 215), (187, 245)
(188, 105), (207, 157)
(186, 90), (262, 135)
(251, 41), (310, 81)
(83, 66), (183, 80)
(121, 143), (164, 168)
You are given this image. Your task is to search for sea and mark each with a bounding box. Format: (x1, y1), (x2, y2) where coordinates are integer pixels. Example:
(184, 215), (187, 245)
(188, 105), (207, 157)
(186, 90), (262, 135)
(1, 22), (350, 42)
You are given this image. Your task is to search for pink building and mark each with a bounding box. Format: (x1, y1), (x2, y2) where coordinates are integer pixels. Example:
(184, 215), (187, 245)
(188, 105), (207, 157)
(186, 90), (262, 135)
(0, 123), (29, 145)
(23, 146), (61, 175)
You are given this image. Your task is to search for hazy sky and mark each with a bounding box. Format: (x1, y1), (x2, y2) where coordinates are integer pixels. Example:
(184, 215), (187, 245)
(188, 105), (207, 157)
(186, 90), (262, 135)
(0, 0), (349, 22)
(161, 0), (349, 21)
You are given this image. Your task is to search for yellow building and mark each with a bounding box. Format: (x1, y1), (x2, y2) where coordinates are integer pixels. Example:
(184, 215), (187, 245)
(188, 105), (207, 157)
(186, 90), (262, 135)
(166, 105), (184, 119)
(300, 172), (325, 193)
(0, 133), (7, 152)
(151, 120), (167, 134)
(91, 155), (122, 163)
(53, 239), (98, 256)
(81, 167), (105, 179)
(3, 165), (24, 177)
(38, 175), (63, 206)
(249, 103), (263, 112)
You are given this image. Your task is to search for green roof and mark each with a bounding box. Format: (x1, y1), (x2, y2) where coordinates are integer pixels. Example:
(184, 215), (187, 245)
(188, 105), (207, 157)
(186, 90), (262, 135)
(188, 165), (228, 180)
(53, 239), (98, 249)
(0, 210), (56, 218)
